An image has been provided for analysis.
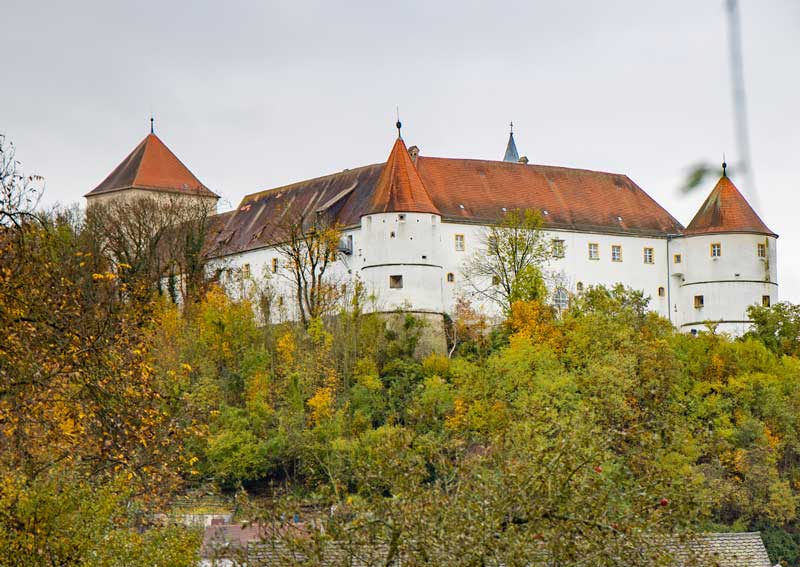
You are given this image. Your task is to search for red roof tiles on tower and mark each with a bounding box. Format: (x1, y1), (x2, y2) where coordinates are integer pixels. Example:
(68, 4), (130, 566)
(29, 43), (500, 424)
(364, 138), (440, 216)
(86, 133), (218, 199)
(684, 175), (776, 237)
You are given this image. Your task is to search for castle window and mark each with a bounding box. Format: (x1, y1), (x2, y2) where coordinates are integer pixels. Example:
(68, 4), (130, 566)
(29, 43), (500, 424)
(389, 275), (403, 289)
(762, 295), (771, 307)
(455, 234), (465, 251)
(588, 243), (599, 260)
(398, 214), (406, 222)
(658, 286), (665, 297)
(673, 254), (682, 264)
(271, 258), (278, 273)
(390, 231), (396, 239)
(643, 247), (654, 264)
(242, 263), (251, 278)
(492, 275), (501, 286)
(552, 239), (565, 258)
(553, 288), (569, 310)
(446, 272), (455, 283)
(576, 281), (584, 292)
(612, 245), (622, 262)
(711, 243), (722, 258)
(757, 243), (766, 258)
(694, 295), (704, 309)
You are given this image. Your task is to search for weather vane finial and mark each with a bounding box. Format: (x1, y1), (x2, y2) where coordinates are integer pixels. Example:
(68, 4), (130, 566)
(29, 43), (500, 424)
(150, 115), (154, 134)
(395, 107), (402, 139)
(722, 153), (727, 177)
(510, 121), (514, 135)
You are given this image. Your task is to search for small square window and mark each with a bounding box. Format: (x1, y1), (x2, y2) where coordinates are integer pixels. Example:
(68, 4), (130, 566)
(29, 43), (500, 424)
(588, 243), (599, 260)
(612, 245), (622, 262)
(389, 275), (403, 289)
(552, 239), (565, 259)
(673, 254), (682, 264)
(694, 295), (704, 309)
(446, 272), (455, 283)
(455, 234), (465, 251)
(711, 243), (722, 258)
(757, 243), (766, 258)
(398, 214), (406, 222)
(643, 247), (654, 264)
(762, 295), (771, 307)
(271, 258), (278, 273)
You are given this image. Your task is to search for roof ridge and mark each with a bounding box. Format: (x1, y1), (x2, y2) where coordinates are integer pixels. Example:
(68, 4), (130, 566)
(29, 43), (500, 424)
(417, 155), (630, 178)
(243, 163), (384, 203)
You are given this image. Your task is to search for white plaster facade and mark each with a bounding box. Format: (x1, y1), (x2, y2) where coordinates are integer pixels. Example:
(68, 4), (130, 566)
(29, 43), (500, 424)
(216, 215), (778, 336)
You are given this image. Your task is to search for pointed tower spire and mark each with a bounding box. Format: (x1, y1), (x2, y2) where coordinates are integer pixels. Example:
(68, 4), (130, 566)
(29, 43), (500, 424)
(365, 137), (439, 215)
(85, 133), (218, 200)
(684, 174), (775, 237)
(503, 122), (519, 162)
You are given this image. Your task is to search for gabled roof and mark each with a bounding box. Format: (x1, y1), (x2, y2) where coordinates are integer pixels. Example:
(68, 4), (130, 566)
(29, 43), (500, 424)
(364, 137), (439, 215)
(503, 132), (519, 163)
(684, 175), (776, 237)
(86, 133), (218, 199)
(207, 146), (685, 258)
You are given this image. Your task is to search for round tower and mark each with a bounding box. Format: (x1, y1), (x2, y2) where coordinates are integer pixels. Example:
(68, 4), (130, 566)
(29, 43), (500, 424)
(359, 134), (444, 314)
(676, 172), (777, 335)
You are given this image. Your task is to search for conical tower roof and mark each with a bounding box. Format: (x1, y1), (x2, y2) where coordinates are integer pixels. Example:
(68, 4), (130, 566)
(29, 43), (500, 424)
(503, 131), (519, 163)
(684, 175), (775, 237)
(364, 137), (439, 215)
(86, 133), (218, 199)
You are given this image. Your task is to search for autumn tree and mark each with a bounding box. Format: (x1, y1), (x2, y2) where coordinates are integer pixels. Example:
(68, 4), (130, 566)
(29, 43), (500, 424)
(272, 211), (344, 327)
(461, 208), (557, 313)
(84, 194), (215, 303)
(0, 134), (43, 227)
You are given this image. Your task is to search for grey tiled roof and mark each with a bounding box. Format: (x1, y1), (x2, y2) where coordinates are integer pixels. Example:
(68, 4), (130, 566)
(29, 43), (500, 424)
(665, 532), (772, 567)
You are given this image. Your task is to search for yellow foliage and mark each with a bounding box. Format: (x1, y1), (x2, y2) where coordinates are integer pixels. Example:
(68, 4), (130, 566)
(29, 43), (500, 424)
(307, 386), (334, 426)
(506, 300), (562, 351)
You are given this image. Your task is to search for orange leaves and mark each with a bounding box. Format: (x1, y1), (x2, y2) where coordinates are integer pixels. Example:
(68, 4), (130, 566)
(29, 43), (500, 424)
(307, 386), (335, 426)
(506, 300), (562, 351)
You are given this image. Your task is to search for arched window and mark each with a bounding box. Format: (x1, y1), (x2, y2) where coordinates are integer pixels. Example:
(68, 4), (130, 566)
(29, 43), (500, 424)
(553, 288), (569, 310)
(446, 272), (455, 283)
(658, 286), (665, 297)
(576, 281), (584, 292)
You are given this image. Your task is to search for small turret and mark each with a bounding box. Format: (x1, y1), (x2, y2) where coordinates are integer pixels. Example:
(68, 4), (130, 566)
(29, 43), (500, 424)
(503, 122), (519, 163)
(675, 171), (777, 336)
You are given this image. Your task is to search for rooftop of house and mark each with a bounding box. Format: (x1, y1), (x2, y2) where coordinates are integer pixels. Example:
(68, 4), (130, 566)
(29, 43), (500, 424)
(86, 132), (218, 200)
(684, 174), (776, 237)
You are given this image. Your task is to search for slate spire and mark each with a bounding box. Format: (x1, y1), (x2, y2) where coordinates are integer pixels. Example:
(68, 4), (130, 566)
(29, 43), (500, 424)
(503, 122), (519, 163)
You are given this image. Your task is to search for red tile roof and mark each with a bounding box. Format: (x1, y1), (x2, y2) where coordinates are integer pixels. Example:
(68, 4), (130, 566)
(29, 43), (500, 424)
(684, 176), (776, 237)
(415, 157), (682, 234)
(365, 138), (439, 215)
(86, 133), (218, 199)
(208, 147), (685, 257)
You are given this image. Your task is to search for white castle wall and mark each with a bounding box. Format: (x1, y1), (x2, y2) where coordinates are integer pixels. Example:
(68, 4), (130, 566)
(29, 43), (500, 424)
(213, 219), (778, 337)
(671, 233), (777, 334)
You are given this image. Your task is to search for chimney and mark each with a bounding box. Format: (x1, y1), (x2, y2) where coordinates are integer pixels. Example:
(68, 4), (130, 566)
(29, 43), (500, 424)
(518, 156), (529, 164)
(408, 145), (420, 164)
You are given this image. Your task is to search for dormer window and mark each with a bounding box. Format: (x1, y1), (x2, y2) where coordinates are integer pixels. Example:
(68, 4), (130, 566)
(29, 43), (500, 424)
(711, 243), (722, 258)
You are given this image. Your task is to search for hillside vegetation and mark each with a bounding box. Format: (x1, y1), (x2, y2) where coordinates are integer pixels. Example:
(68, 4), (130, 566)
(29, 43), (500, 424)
(2, 145), (800, 564)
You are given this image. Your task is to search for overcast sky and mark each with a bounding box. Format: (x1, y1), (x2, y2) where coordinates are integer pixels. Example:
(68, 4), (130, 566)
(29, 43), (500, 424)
(3, 1), (799, 300)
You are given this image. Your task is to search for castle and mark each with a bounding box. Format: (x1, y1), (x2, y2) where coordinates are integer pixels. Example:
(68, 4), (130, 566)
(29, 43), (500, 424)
(86, 125), (778, 336)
